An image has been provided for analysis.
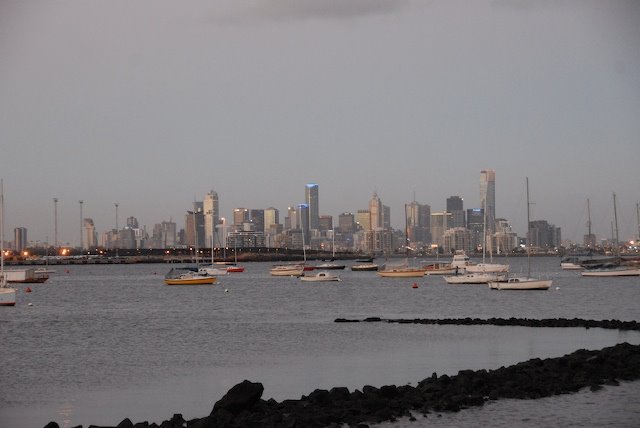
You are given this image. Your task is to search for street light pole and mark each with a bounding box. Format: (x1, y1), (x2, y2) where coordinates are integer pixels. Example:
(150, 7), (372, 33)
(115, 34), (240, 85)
(114, 203), (119, 257)
(53, 198), (58, 250)
(79, 200), (83, 251)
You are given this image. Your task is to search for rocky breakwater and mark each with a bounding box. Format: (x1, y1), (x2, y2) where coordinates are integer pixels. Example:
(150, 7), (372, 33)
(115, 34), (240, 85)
(43, 317), (640, 428)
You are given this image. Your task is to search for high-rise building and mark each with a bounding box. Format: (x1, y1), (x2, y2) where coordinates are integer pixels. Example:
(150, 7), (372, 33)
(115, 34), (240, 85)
(406, 202), (431, 245)
(204, 190), (219, 248)
(446, 196), (465, 228)
(431, 212), (453, 247)
(286, 206), (298, 230)
(14, 227), (27, 252)
(305, 183), (319, 231)
(369, 192), (383, 230)
(338, 212), (356, 234)
(264, 207), (280, 233)
(467, 208), (484, 252)
(298, 203), (310, 243)
(233, 208), (249, 226)
(480, 170), (496, 234)
(249, 209), (265, 234)
(356, 210), (370, 231)
(152, 220), (176, 249)
(319, 215), (333, 231)
(185, 203), (205, 248)
(83, 219), (97, 250)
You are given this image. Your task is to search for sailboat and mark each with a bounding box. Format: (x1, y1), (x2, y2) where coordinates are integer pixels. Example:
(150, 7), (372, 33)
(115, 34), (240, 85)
(0, 179), (17, 306)
(315, 231), (345, 270)
(226, 237), (245, 273)
(465, 196), (509, 274)
(581, 193), (640, 277)
(199, 215), (228, 276)
(489, 178), (552, 290)
(377, 204), (426, 278)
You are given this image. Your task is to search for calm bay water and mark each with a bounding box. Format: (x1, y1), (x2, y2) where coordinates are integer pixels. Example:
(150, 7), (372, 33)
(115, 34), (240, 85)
(1, 257), (639, 427)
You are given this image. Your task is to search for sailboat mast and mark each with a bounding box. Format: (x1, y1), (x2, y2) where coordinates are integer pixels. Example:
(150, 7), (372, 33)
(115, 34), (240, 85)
(1, 179), (4, 284)
(587, 198), (592, 241)
(613, 192), (619, 257)
(526, 177), (531, 277)
(636, 202), (640, 243)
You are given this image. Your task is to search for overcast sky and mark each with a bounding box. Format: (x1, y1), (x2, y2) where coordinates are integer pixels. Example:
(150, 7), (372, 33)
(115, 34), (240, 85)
(1, 0), (639, 247)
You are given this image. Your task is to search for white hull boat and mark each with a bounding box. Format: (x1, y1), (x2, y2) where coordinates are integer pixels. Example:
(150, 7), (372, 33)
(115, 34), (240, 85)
(489, 277), (552, 290)
(270, 265), (305, 277)
(466, 263), (509, 274)
(444, 272), (503, 284)
(581, 267), (640, 277)
(300, 271), (341, 282)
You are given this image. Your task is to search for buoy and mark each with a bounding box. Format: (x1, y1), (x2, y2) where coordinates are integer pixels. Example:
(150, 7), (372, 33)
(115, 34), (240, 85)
(28, 303), (33, 306)
(412, 283), (418, 289)
(25, 287), (32, 293)
(65, 269), (70, 274)
(224, 289), (229, 293)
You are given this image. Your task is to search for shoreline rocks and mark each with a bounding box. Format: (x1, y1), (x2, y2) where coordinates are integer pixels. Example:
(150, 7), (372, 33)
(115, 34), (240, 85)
(45, 318), (640, 428)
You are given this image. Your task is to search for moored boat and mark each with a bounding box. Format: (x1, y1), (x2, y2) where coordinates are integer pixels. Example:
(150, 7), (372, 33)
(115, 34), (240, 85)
(488, 277), (552, 290)
(444, 272), (503, 284)
(351, 263), (379, 271)
(300, 271), (341, 282)
(164, 268), (217, 285)
(270, 264), (305, 277)
(314, 262), (346, 270)
(377, 264), (425, 278)
(581, 265), (640, 277)
(4, 268), (49, 283)
(422, 262), (456, 275)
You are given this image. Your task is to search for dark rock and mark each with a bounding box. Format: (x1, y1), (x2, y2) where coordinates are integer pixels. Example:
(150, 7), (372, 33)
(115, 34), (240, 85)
(117, 419), (134, 428)
(211, 380), (264, 416)
(43, 423), (60, 428)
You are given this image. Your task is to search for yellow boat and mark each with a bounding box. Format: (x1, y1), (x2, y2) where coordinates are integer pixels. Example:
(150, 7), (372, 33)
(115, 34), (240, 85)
(164, 269), (217, 285)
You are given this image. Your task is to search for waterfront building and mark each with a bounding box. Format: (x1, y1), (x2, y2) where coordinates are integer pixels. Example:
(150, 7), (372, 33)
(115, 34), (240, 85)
(14, 227), (27, 252)
(447, 196), (465, 228)
(305, 183), (319, 231)
(264, 207), (279, 233)
(319, 215), (332, 232)
(382, 205), (391, 230)
(467, 208), (484, 252)
(227, 230), (265, 249)
(285, 206), (298, 230)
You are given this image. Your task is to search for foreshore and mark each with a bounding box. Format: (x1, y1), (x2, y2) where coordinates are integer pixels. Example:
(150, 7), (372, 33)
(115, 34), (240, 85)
(42, 317), (640, 428)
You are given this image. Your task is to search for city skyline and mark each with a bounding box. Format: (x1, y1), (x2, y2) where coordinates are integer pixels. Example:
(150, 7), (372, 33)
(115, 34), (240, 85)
(2, 175), (638, 249)
(1, 1), (639, 245)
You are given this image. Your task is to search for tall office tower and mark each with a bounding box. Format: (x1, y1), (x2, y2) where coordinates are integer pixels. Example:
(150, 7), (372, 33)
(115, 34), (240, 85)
(382, 205), (391, 230)
(430, 212), (453, 247)
(297, 203), (310, 243)
(83, 219), (97, 250)
(14, 227), (27, 252)
(305, 183), (319, 231)
(319, 215), (333, 231)
(126, 217), (139, 229)
(447, 196), (465, 228)
(356, 210), (371, 231)
(284, 206), (296, 230)
(480, 170), (496, 234)
(467, 208), (484, 251)
(406, 202), (431, 245)
(233, 208), (249, 226)
(204, 190), (219, 248)
(264, 207), (280, 233)
(338, 212), (356, 234)
(186, 203), (205, 248)
(369, 192), (383, 229)
(250, 209), (265, 234)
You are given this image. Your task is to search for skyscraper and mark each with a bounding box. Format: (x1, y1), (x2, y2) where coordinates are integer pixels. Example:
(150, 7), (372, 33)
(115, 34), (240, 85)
(447, 196), (465, 228)
(305, 183), (319, 231)
(369, 192), (382, 230)
(204, 190), (219, 248)
(14, 227), (27, 252)
(298, 203), (310, 243)
(480, 170), (496, 234)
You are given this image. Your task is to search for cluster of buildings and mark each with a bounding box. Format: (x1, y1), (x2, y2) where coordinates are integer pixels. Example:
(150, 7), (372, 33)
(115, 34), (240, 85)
(10, 171), (565, 256)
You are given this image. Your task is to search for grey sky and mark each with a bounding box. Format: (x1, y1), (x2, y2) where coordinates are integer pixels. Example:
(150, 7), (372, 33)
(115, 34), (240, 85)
(1, 0), (639, 246)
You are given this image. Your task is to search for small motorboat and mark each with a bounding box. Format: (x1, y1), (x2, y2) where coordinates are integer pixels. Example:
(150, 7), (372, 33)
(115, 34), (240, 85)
(300, 271), (341, 282)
